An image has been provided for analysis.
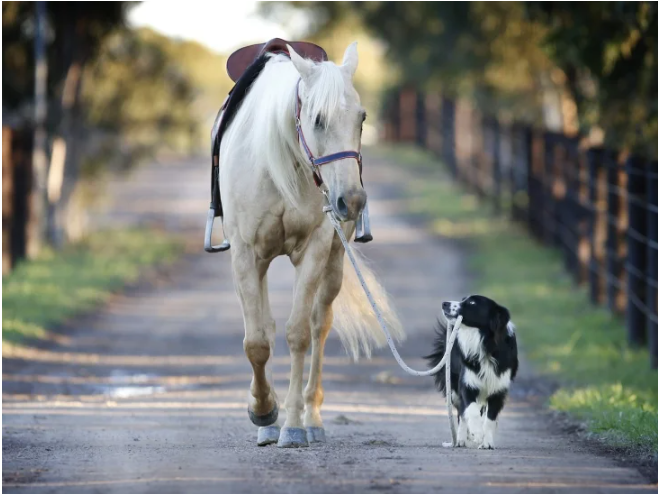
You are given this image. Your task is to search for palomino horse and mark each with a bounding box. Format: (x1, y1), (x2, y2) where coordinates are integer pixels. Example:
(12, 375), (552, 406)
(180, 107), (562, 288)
(220, 42), (405, 447)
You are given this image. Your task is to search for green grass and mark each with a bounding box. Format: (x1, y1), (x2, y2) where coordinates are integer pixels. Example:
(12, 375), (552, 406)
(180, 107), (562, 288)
(369, 144), (658, 456)
(2, 229), (182, 348)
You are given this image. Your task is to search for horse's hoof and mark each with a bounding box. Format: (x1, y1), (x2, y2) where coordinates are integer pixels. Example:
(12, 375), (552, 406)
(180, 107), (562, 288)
(277, 427), (309, 448)
(257, 426), (280, 446)
(248, 403), (278, 427)
(306, 427), (326, 443)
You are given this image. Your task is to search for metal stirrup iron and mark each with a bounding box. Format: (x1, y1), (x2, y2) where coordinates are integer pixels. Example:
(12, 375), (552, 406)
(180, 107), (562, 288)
(354, 203), (373, 243)
(204, 151), (230, 253)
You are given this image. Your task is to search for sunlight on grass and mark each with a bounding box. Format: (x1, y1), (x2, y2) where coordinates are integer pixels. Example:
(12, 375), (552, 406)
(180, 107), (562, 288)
(2, 229), (182, 348)
(370, 144), (658, 455)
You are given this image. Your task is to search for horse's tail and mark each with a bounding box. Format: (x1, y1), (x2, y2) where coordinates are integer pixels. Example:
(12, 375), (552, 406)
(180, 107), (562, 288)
(332, 246), (406, 360)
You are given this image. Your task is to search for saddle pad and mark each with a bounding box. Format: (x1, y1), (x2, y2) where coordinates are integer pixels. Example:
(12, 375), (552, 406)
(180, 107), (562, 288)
(227, 38), (328, 82)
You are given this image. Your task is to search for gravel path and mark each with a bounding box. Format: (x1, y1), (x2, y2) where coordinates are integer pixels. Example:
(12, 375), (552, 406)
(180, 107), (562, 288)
(2, 153), (652, 493)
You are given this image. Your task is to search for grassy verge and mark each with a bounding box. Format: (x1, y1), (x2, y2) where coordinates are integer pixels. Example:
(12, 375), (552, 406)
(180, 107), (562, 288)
(369, 144), (658, 457)
(2, 229), (183, 348)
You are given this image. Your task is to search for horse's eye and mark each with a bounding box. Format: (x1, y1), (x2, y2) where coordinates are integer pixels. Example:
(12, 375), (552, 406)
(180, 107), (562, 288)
(315, 115), (324, 129)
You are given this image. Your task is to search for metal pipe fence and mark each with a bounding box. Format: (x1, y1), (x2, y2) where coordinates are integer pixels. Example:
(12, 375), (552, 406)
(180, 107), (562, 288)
(384, 89), (658, 369)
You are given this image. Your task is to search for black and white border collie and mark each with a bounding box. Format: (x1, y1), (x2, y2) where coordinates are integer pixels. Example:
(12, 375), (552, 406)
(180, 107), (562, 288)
(425, 295), (518, 449)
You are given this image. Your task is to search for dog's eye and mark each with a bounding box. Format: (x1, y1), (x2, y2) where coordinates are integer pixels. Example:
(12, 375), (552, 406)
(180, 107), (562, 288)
(469, 300), (476, 305)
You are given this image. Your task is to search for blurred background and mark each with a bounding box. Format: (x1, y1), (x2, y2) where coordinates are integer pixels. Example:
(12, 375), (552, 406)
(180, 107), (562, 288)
(2, 1), (657, 475)
(4, 2), (657, 264)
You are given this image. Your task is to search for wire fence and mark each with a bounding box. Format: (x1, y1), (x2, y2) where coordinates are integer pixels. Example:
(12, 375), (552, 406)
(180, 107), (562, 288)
(383, 87), (658, 369)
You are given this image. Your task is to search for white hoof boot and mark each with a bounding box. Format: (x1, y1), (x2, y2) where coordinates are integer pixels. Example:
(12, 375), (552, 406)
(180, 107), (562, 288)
(277, 427), (309, 448)
(257, 426), (280, 446)
(306, 427), (326, 443)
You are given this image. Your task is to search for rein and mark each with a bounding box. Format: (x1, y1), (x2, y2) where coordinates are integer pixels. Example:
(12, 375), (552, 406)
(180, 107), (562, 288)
(321, 191), (462, 446)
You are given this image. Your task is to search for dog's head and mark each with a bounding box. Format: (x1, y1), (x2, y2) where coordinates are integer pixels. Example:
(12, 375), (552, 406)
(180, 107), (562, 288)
(442, 295), (511, 343)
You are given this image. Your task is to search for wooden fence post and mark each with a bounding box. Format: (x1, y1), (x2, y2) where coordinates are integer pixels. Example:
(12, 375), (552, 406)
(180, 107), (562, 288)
(587, 148), (606, 304)
(415, 90), (426, 148)
(492, 118), (502, 213)
(529, 128), (545, 240)
(626, 155), (648, 346)
(648, 161), (658, 368)
(441, 97), (456, 176)
(3, 127), (13, 274)
(606, 155), (624, 313)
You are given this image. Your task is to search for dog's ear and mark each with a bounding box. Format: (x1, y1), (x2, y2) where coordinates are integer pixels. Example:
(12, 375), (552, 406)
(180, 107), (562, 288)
(490, 304), (510, 345)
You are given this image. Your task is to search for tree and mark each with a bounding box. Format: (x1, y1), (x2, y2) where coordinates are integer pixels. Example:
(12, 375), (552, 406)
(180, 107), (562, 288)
(3, 1), (129, 250)
(264, 2), (658, 151)
(527, 2), (658, 153)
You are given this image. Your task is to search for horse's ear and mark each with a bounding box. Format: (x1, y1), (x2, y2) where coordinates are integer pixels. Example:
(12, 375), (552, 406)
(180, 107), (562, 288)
(287, 44), (315, 81)
(341, 41), (358, 79)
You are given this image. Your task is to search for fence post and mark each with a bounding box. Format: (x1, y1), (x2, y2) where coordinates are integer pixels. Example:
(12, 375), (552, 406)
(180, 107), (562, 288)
(529, 128), (545, 240)
(492, 118), (502, 214)
(587, 148), (605, 304)
(626, 155), (648, 346)
(648, 161), (658, 368)
(442, 97), (456, 177)
(606, 154), (623, 312)
(415, 90), (426, 149)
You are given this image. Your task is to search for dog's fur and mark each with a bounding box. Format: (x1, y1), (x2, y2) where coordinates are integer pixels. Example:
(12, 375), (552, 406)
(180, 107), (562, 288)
(424, 295), (518, 449)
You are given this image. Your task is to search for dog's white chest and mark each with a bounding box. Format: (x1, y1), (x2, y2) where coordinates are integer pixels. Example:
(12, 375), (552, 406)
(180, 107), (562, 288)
(458, 328), (511, 399)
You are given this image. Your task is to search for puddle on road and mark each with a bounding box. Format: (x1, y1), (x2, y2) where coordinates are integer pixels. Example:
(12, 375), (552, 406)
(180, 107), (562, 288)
(106, 385), (166, 399)
(96, 371), (173, 399)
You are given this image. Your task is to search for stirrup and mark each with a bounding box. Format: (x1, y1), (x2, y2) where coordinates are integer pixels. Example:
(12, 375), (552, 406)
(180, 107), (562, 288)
(204, 207), (231, 252)
(354, 202), (373, 243)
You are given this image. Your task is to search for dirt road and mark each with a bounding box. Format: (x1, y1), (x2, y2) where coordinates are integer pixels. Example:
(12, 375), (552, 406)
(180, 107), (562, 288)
(2, 153), (652, 493)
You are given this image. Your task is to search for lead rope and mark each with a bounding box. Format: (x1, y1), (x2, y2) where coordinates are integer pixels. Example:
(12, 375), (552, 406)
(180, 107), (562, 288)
(322, 195), (461, 447)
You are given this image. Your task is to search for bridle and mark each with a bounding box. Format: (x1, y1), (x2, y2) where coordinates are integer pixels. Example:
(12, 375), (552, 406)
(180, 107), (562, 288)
(294, 79), (363, 190)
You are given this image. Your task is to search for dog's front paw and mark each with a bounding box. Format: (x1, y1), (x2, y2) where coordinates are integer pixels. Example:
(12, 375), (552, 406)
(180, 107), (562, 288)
(478, 439), (495, 450)
(467, 427), (483, 445)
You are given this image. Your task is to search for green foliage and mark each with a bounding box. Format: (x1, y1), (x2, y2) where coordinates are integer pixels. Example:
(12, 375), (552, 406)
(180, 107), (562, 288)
(370, 144), (658, 454)
(82, 27), (200, 167)
(527, 2), (658, 152)
(2, 229), (182, 346)
(270, 2), (658, 151)
(2, 1), (129, 112)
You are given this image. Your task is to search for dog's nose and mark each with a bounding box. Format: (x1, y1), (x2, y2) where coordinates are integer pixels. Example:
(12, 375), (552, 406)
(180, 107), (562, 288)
(442, 302), (450, 310)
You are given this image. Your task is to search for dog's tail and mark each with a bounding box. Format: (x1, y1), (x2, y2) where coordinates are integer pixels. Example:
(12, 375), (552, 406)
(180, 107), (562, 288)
(332, 246), (405, 361)
(423, 318), (449, 396)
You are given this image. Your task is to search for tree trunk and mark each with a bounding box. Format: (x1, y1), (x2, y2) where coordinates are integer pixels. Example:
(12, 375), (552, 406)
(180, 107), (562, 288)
(46, 60), (84, 246)
(27, 1), (49, 258)
(46, 15), (87, 247)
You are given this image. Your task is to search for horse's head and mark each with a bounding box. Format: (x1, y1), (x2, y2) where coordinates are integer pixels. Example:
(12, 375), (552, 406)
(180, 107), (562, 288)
(288, 42), (366, 222)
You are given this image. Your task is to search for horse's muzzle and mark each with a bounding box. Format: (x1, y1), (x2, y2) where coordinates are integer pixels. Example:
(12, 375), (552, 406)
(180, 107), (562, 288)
(335, 188), (367, 221)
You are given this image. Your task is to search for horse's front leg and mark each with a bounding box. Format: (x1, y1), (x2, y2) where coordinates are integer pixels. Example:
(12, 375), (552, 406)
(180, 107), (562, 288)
(230, 243), (279, 440)
(278, 234), (331, 448)
(303, 239), (344, 443)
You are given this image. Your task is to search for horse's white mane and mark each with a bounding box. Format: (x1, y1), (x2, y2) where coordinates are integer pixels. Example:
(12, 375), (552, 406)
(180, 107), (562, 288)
(222, 54), (346, 209)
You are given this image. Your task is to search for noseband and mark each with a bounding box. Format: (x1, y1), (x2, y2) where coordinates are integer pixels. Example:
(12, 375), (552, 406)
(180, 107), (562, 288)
(294, 79), (363, 189)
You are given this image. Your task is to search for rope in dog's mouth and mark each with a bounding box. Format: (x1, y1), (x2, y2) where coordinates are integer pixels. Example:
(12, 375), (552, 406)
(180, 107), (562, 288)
(323, 197), (461, 447)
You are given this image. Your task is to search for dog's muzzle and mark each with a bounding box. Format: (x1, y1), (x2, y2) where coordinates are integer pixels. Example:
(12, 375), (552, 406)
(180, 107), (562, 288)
(442, 301), (460, 319)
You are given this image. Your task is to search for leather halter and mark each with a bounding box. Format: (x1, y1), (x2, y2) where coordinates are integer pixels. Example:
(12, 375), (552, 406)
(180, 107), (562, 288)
(294, 79), (363, 188)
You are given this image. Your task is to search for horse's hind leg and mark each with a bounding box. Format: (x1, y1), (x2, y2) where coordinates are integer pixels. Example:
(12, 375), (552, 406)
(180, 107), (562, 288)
(304, 243), (343, 443)
(231, 244), (278, 435)
(278, 235), (331, 448)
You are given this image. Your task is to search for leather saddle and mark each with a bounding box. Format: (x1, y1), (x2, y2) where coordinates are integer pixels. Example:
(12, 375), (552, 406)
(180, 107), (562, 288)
(226, 38), (328, 82)
(204, 39), (372, 253)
